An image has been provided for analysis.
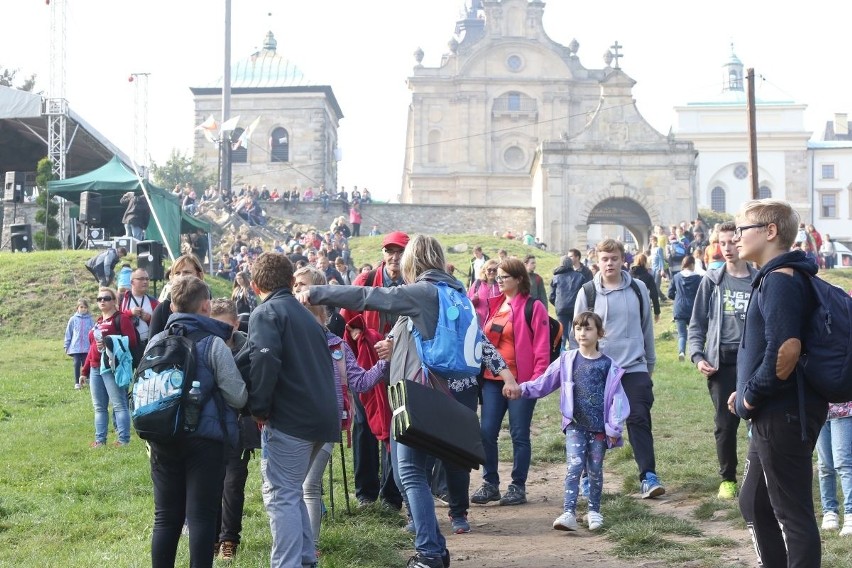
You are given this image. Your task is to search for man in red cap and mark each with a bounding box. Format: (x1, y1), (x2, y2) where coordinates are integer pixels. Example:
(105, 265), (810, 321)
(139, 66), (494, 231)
(339, 230), (409, 510)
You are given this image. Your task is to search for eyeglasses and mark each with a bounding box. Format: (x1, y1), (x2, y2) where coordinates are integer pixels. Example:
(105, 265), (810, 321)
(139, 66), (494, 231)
(734, 224), (767, 238)
(382, 248), (404, 256)
(486, 268), (498, 274)
(495, 274), (513, 281)
(96, 296), (114, 302)
(132, 277), (150, 281)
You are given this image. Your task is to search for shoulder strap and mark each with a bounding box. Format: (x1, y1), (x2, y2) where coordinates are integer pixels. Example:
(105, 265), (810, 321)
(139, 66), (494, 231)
(629, 279), (645, 322)
(582, 281), (596, 312)
(474, 280), (482, 294)
(524, 296), (534, 333)
(365, 269), (377, 288)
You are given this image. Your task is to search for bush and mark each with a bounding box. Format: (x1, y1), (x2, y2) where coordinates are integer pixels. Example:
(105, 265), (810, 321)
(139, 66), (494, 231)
(33, 230), (61, 250)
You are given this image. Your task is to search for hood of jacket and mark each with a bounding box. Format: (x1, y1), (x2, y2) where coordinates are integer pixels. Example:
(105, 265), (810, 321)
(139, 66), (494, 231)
(753, 250), (817, 287)
(416, 268), (464, 294)
(553, 263), (576, 276)
(165, 312), (233, 341)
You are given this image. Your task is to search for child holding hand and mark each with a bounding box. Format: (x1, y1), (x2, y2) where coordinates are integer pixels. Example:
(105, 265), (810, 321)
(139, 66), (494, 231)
(504, 311), (629, 531)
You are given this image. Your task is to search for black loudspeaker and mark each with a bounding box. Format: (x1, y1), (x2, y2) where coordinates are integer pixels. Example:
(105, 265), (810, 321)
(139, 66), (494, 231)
(137, 240), (165, 281)
(80, 191), (101, 225)
(4, 171), (23, 202)
(10, 223), (32, 252)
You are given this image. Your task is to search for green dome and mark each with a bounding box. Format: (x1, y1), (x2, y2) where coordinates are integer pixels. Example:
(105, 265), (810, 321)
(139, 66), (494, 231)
(212, 31), (310, 88)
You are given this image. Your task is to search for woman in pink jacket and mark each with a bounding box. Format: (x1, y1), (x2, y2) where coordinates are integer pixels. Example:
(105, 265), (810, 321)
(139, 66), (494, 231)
(467, 258), (500, 328)
(471, 258), (551, 507)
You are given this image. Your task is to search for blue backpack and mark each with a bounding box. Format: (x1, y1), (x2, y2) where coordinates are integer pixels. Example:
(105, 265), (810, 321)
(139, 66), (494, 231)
(412, 281), (484, 380)
(797, 272), (852, 402)
(669, 240), (686, 260)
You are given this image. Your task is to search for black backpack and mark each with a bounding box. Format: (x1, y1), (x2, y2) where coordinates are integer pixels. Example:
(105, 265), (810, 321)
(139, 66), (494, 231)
(792, 271), (852, 402)
(130, 327), (208, 443)
(524, 297), (564, 363)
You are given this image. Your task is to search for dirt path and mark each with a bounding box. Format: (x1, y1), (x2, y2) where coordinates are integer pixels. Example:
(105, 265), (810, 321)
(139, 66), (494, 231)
(436, 462), (755, 567)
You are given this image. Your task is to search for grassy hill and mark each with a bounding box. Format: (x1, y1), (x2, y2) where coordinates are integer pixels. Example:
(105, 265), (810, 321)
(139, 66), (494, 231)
(0, 235), (561, 339)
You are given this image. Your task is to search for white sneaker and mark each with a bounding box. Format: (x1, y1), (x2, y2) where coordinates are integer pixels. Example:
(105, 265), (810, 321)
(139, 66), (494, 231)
(822, 511), (839, 531)
(840, 517), (852, 536)
(587, 510), (604, 531)
(553, 511), (578, 531)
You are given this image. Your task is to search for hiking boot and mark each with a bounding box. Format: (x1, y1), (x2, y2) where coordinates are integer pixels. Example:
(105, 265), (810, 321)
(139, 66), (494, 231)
(640, 472), (665, 499)
(587, 510), (604, 531)
(717, 481), (738, 500)
(553, 511), (578, 531)
(470, 482), (500, 504)
(90, 441), (105, 448)
(407, 552), (444, 568)
(449, 513), (470, 534)
(219, 540), (237, 561)
(499, 484), (526, 506)
(822, 511), (840, 530)
(213, 541), (220, 557)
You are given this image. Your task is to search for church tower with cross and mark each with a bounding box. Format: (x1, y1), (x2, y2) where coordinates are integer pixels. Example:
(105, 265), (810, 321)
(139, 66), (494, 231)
(401, 0), (696, 251)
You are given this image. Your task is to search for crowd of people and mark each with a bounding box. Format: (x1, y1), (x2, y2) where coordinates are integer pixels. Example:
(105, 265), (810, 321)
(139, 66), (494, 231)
(68, 199), (848, 568)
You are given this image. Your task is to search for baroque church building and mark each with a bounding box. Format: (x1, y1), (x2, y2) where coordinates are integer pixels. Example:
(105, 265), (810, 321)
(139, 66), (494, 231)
(401, 0), (696, 251)
(191, 32), (343, 193)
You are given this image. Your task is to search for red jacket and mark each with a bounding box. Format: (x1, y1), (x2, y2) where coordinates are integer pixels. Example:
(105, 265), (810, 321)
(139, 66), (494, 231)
(485, 293), (550, 383)
(345, 314), (391, 446)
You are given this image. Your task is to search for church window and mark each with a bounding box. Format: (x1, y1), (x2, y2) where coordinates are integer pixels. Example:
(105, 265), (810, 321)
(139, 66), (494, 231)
(506, 55), (523, 72)
(711, 186), (726, 212)
(503, 145), (525, 169)
(758, 185), (772, 199)
(231, 128), (247, 163)
(508, 93), (521, 111)
(271, 128), (289, 162)
(733, 164), (748, 180)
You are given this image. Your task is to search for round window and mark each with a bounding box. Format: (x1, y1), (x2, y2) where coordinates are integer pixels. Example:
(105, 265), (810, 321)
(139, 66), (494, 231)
(504, 146), (525, 169)
(734, 164), (748, 180)
(507, 55), (523, 72)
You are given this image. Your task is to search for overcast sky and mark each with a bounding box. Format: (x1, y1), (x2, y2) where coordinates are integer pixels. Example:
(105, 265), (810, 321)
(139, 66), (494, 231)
(2, 0), (851, 201)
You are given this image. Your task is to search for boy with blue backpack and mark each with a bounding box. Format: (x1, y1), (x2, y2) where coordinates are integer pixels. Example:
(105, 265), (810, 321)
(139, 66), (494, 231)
(140, 276), (247, 568)
(731, 199), (829, 568)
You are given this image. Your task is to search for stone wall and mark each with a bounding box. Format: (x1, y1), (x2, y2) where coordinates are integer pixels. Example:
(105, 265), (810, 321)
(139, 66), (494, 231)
(262, 201), (536, 237)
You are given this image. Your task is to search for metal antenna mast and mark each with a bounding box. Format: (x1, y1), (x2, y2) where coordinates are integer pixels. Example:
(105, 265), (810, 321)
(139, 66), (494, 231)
(129, 72), (150, 176)
(46, 0), (68, 180)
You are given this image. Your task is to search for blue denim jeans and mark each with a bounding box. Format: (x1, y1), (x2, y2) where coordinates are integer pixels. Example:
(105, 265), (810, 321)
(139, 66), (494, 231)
(391, 436), (446, 559)
(89, 366), (130, 444)
(675, 319), (688, 354)
(479, 379), (537, 489)
(816, 416), (852, 515)
(260, 426), (323, 568)
(564, 425), (607, 513)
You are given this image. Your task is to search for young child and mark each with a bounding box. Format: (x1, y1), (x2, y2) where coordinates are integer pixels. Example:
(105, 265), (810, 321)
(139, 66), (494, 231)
(504, 311), (629, 531)
(64, 298), (95, 389)
(116, 262), (133, 297)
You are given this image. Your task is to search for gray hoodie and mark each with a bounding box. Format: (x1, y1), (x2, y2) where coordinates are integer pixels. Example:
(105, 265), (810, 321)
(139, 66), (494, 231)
(572, 270), (655, 375)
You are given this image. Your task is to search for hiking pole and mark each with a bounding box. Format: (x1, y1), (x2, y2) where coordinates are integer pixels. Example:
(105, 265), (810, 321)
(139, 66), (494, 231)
(327, 445), (335, 520)
(340, 432), (352, 514)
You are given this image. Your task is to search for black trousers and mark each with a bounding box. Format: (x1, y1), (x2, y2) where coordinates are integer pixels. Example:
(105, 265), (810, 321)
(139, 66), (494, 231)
(739, 403), (827, 568)
(621, 371), (657, 480)
(150, 438), (225, 568)
(217, 448), (251, 543)
(707, 363), (741, 481)
(351, 395), (402, 507)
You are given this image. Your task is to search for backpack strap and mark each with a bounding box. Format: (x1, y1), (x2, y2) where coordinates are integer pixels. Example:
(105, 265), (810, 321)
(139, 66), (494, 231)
(582, 279), (644, 321)
(524, 296), (534, 333)
(364, 269), (377, 288)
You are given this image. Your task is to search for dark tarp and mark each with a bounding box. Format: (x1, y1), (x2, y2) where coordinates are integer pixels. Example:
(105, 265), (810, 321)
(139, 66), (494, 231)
(47, 156), (209, 259)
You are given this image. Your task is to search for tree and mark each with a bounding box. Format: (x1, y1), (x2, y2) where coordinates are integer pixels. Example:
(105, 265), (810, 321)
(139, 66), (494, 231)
(150, 149), (216, 192)
(34, 158), (61, 250)
(0, 65), (36, 91)
(698, 207), (734, 229)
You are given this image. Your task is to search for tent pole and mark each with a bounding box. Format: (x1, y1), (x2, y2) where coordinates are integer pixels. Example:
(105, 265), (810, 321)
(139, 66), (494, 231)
(129, 161), (176, 261)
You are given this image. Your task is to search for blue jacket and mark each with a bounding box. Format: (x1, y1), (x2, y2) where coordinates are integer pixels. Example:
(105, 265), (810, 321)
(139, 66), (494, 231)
(668, 269), (702, 320)
(159, 313), (242, 446)
(735, 250), (823, 419)
(65, 312), (95, 354)
(550, 263), (585, 317)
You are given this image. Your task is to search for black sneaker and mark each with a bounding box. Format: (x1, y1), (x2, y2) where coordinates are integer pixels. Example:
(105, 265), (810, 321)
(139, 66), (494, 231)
(470, 482), (500, 504)
(442, 548), (451, 568)
(407, 552), (444, 568)
(499, 484), (527, 506)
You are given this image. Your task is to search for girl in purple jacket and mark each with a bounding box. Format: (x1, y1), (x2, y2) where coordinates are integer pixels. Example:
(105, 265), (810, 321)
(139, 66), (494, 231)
(504, 311), (629, 532)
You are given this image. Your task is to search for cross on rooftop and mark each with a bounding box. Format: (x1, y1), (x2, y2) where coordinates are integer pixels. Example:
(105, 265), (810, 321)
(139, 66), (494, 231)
(610, 41), (623, 69)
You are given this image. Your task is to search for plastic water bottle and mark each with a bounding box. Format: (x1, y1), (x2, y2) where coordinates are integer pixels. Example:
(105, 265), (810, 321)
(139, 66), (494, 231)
(184, 381), (202, 432)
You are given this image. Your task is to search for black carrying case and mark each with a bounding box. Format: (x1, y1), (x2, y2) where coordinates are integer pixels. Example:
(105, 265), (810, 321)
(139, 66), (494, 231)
(388, 378), (485, 470)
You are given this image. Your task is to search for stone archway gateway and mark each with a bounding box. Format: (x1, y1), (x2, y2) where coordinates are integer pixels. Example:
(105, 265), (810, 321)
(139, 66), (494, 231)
(586, 197), (653, 250)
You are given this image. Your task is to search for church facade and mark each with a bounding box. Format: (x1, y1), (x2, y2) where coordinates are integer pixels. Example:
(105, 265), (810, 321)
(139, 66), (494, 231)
(401, 0), (696, 252)
(190, 32), (343, 193)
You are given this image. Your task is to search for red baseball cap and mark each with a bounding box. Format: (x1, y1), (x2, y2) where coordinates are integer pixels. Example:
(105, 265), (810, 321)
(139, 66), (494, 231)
(382, 231), (409, 249)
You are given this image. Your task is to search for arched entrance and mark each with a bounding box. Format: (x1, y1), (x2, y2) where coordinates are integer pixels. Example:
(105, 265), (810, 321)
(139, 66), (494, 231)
(586, 197), (652, 250)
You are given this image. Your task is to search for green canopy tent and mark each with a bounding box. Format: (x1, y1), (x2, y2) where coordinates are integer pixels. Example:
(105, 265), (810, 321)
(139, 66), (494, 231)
(47, 156), (210, 259)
